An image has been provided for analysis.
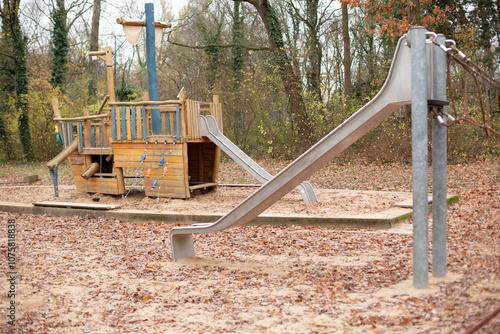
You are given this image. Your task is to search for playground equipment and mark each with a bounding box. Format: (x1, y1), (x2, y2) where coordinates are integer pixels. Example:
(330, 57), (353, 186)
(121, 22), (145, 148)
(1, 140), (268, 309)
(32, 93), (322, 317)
(170, 27), (453, 289)
(47, 81), (318, 202)
(46, 3), (317, 203)
(200, 115), (317, 204)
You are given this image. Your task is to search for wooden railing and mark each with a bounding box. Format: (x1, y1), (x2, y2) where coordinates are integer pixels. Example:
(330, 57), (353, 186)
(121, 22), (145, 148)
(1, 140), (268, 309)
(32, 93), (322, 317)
(53, 113), (110, 153)
(108, 100), (181, 141)
(186, 99), (223, 140)
(51, 94), (223, 152)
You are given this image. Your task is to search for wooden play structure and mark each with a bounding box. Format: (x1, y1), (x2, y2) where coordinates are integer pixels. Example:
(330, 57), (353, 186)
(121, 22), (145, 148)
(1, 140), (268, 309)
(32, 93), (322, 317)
(47, 5), (317, 203)
(46, 44), (223, 199)
(46, 5), (230, 200)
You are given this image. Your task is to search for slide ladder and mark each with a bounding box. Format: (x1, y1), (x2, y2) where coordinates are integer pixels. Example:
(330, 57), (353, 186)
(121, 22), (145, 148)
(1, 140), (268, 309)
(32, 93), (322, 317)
(200, 115), (317, 204)
(170, 34), (416, 261)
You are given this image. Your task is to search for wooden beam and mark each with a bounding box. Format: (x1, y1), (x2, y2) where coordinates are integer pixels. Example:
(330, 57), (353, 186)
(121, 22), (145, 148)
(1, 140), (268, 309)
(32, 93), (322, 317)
(53, 114), (109, 122)
(116, 17), (171, 28)
(81, 162), (100, 180)
(105, 46), (116, 102)
(51, 98), (62, 118)
(84, 109), (91, 148)
(108, 100), (181, 106)
(115, 167), (126, 194)
(33, 201), (121, 210)
(82, 147), (113, 155)
(46, 141), (78, 170)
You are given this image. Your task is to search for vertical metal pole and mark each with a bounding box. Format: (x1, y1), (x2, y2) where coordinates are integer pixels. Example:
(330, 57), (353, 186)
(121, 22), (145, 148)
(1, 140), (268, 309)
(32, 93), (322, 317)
(145, 3), (161, 134)
(411, 26), (429, 289)
(432, 34), (447, 277)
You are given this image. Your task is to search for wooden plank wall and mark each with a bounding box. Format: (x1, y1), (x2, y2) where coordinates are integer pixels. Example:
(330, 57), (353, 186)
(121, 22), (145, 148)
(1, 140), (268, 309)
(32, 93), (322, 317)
(210, 103), (223, 132)
(186, 100), (223, 139)
(186, 100), (201, 139)
(187, 142), (217, 184)
(68, 153), (123, 195)
(113, 141), (188, 199)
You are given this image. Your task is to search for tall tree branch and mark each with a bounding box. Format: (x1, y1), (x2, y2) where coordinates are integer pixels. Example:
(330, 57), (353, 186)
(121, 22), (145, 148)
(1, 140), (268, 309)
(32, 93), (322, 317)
(166, 35), (269, 51)
(0, 50), (15, 59)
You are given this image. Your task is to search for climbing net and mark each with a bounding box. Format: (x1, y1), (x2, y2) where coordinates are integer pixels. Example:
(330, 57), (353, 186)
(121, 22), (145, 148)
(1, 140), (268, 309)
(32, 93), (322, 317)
(123, 139), (176, 203)
(427, 32), (500, 136)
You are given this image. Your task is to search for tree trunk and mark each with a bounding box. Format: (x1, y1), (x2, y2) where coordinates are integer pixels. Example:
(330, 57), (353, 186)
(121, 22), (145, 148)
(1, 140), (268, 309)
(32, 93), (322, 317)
(1, 0), (34, 159)
(232, 1), (244, 136)
(50, 0), (69, 90)
(342, 3), (352, 113)
(89, 0), (101, 52)
(239, 0), (311, 149)
(305, 0), (322, 101)
(88, 0), (101, 98)
(204, 21), (223, 93)
(408, 0), (421, 26)
(232, 0), (243, 79)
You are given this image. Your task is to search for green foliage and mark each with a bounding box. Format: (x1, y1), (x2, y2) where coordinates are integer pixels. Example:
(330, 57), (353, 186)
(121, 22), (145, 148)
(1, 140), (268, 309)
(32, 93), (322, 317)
(50, 0), (69, 90)
(27, 58), (66, 161)
(115, 79), (139, 102)
(0, 115), (6, 141)
(231, 0), (243, 77)
(1, 0), (34, 160)
(1, 0), (497, 164)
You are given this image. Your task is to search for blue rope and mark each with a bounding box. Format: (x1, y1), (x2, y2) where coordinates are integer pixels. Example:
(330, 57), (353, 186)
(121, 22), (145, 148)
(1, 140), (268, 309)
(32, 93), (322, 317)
(59, 12), (146, 109)
(58, 63), (107, 110)
(58, 34), (130, 110)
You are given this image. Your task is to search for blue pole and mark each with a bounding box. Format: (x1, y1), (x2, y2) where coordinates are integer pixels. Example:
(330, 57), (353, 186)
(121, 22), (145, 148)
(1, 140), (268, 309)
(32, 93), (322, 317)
(145, 3), (161, 134)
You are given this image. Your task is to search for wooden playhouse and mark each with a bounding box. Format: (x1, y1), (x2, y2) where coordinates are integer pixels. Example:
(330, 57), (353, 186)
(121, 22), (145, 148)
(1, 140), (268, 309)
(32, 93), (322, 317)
(47, 48), (224, 199)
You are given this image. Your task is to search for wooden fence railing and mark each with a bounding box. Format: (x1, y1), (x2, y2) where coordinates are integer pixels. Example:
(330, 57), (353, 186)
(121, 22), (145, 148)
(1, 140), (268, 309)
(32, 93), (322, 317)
(52, 96), (223, 151)
(53, 113), (110, 153)
(186, 99), (223, 140)
(108, 100), (181, 141)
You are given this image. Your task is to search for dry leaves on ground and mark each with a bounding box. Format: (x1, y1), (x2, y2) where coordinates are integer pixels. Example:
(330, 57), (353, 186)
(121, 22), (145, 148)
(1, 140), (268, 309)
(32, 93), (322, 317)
(0, 158), (498, 333)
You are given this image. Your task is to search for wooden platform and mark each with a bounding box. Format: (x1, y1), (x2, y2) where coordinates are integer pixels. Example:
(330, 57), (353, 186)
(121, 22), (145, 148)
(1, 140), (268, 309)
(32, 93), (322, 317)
(33, 201), (122, 210)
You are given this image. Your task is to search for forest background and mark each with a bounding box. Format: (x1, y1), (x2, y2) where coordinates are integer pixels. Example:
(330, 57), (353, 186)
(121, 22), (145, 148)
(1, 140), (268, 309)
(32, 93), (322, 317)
(0, 0), (498, 163)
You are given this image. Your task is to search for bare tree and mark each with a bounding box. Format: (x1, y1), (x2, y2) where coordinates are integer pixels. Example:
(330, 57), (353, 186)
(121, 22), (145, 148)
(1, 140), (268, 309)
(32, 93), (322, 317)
(237, 0), (312, 148)
(342, 2), (351, 112)
(87, 0), (100, 97)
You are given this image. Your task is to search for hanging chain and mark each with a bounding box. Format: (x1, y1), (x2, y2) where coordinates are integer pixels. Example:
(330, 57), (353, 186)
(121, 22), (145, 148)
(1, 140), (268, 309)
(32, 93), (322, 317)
(426, 32), (500, 136)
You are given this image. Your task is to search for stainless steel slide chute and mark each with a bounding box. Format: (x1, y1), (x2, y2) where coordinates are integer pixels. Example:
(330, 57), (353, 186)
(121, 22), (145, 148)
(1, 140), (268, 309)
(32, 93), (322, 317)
(170, 35), (414, 261)
(200, 115), (318, 204)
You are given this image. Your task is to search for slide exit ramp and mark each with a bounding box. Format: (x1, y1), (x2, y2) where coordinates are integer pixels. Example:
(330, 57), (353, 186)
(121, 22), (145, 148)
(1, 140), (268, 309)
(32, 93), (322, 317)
(171, 34), (416, 261)
(200, 115), (318, 204)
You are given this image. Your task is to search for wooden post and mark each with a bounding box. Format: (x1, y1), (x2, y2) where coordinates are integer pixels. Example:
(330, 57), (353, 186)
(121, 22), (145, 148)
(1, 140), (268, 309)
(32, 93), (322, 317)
(46, 141), (78, 170)
(212, 95), (221, 184)
(177, 91), (189, 197)
(81, 162), (100, 180)
(51, 98), (62, 118)
(115, 166), (126, 194)
(51, 98), (66, 147)
(84, 109), (91, 148)
(103, 46), (114, 146)
(179, 91), (187, 139)
(105, 46), (115, 102)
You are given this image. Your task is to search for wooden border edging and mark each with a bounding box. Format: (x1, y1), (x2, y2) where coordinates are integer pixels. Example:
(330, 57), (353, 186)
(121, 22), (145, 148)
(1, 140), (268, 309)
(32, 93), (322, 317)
(0, 194), (457, 229)
(0, 202), (412, 229)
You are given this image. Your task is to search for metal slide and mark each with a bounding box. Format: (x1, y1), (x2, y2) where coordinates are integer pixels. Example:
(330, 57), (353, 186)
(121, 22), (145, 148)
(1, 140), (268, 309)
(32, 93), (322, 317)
(170, 35), (414, 261)
(200, 115), (318, 204)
